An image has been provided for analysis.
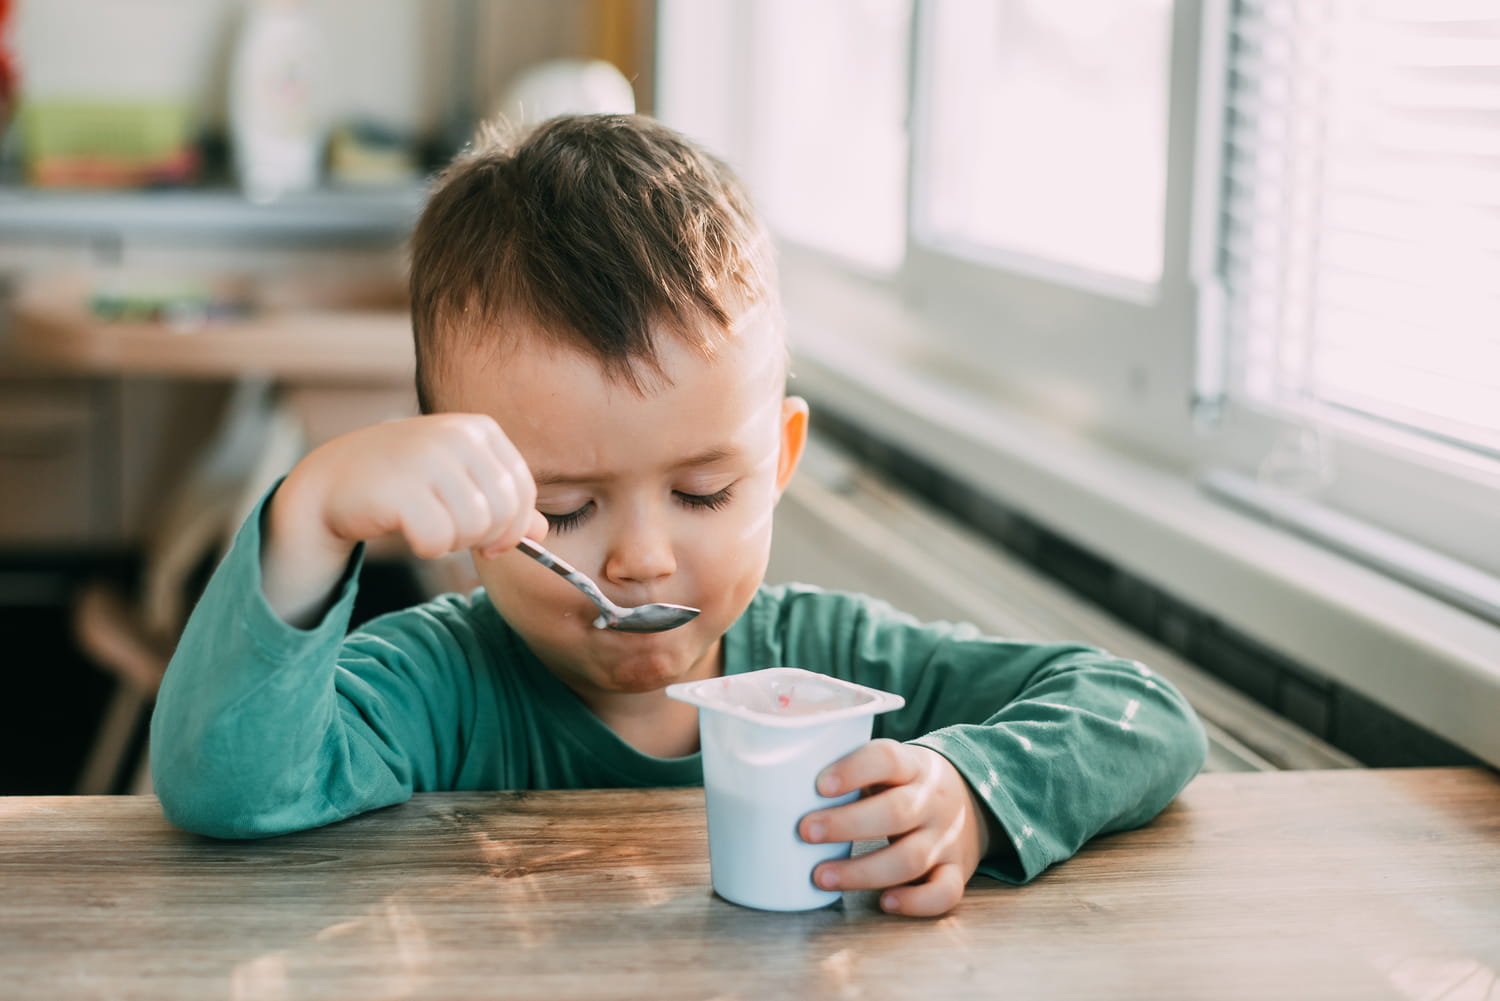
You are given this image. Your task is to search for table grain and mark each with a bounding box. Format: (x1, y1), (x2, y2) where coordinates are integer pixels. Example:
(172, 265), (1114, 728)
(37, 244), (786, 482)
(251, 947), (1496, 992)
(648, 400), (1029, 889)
(2, 768), (1497, 1001)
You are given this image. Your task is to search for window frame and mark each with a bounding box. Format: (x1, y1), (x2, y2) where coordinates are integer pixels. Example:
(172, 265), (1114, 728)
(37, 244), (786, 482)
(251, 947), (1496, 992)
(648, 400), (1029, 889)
(1194, 0), (1500, 583)
(895, 0), (1207, 472)
(657, 0), (1500, 599)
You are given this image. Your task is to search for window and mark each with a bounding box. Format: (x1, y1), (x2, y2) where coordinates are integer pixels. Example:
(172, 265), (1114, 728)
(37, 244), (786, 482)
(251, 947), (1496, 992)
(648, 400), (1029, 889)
(656, 0), (910, 273)
(658, 0), (1183, 435)
(1204, 0), (1500, 590)
(744, 0), (911, 272)
(1220, 0), (1500, 459)
(657, 0), (1500, 614)
(916, 0), (1173, 286)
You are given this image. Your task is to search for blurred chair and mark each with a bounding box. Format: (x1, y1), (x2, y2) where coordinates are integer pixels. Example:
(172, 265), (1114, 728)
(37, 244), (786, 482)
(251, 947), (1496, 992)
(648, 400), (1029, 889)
(72, 378), (303, 794)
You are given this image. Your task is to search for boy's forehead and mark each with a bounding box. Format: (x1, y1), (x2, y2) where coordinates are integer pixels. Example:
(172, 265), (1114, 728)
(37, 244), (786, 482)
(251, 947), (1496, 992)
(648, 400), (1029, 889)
(437, 304), (783, 407)
(531, 443), (743, 487)
(437, 309), (786, 471)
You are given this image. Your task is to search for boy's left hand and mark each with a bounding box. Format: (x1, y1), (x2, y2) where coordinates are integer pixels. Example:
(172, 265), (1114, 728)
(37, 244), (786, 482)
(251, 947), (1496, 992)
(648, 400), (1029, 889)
(798, 739), (994, 918)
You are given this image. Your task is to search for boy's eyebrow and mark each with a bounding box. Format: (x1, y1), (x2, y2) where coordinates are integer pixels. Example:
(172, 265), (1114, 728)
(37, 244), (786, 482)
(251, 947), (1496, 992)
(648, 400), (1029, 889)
(533, 447), (740, 487)
(673, 446), (739, 469)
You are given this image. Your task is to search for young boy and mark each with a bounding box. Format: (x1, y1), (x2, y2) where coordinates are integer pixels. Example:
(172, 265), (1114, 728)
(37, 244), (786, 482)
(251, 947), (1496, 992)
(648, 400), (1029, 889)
(151, 114), (1206, 918)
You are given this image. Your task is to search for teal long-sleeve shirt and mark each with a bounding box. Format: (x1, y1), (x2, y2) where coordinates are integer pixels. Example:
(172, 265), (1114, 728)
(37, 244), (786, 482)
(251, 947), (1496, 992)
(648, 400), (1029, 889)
(151, 487), (1207, 884)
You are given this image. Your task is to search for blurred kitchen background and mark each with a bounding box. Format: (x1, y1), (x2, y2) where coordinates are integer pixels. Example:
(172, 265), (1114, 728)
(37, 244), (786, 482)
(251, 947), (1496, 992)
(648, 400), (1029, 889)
(0, 0), (1495, 795)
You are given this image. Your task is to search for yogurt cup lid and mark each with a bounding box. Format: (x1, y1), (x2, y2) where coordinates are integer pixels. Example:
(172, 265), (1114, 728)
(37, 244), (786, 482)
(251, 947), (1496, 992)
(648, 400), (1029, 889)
(666, 667), (905, 728)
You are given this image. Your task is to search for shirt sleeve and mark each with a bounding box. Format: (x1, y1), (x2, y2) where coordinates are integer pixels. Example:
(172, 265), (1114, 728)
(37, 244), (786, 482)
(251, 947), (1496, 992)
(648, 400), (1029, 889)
(779, 589), (1208, 884)
(149, 483), (482, 839)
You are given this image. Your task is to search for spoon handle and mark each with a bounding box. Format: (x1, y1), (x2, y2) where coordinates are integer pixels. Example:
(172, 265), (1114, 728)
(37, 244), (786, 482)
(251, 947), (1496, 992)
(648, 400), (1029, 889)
(515, 538), (615, 617)
(516, 537), (576, 577)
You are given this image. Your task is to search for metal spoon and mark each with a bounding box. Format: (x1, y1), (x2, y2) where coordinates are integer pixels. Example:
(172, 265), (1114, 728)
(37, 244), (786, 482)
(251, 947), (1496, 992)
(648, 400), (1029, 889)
(515, 538), (701, 633)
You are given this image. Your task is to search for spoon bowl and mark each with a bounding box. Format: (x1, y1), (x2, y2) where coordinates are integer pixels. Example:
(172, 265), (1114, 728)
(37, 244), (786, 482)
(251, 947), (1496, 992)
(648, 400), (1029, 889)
(515, 538), (701, 633)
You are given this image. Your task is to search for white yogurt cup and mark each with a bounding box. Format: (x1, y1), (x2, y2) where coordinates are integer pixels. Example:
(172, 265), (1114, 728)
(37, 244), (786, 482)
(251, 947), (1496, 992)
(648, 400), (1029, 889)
(666, 667), (905, 911)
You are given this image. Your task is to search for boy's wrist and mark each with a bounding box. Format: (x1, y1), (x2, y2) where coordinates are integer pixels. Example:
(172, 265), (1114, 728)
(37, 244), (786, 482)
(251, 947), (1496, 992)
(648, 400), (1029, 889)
(262, 464), (358, 627)
(270, 465), (354, 565)
(969, 785), (995, 860)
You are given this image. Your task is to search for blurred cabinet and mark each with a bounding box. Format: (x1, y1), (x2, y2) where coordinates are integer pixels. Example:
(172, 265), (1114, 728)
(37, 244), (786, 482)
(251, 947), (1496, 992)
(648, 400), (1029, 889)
(0, 379), (100, 545)
(0, 366), (239, 549)
(0, 186), (420, 552)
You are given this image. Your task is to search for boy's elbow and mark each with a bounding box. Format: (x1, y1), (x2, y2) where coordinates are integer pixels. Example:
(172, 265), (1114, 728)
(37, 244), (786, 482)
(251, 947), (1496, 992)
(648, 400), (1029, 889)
(1167, 685), (1211, 778)
(1150, 688), (1210, 802)
(1187, 711), (1210, 774)
(155, 780), (300, 840)
(1111, 713), (1206, 834)
(152, 755), (310, 840)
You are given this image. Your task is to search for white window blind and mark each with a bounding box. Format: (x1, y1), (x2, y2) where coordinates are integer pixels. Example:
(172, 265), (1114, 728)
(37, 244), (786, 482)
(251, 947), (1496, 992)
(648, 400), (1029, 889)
(1220, 0), (1500, 460)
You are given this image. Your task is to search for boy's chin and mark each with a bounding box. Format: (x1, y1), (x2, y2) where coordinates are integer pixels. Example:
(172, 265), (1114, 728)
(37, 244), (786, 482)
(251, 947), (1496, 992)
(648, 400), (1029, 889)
(597, 652), (697, 694)
(580, 635), (723, 694)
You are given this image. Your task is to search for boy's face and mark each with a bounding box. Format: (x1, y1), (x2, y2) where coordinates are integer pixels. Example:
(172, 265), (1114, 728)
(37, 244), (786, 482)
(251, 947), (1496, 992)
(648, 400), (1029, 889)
(439, 310), (807, 701)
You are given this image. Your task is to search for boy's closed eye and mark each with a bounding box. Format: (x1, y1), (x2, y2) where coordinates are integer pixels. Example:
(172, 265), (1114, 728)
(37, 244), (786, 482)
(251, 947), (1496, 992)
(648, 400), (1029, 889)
(675, 484), (735, 511)
(542, 501), (595, 533)
(539, 484), (739, 533)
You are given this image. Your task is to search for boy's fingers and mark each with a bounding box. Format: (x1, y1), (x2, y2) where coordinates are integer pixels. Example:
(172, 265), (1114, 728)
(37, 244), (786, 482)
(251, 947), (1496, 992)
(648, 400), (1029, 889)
(459, 445), (545, 558)
(801, 785), (922, 844)
(500, 479), (540, 548)
(813, 831), (933, 893)
(398, 489), (458, 560)
(879, 862), (966, 918)
(478, 419), (541, 502)
(818, 739), (922, 797)
(430, 471), (495, 546)
(460, 462), (522, 553)
(476, 509), (547, 561)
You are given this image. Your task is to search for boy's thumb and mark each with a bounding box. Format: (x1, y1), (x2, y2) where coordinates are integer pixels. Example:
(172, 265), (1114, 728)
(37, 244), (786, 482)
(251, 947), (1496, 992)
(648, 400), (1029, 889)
(527, 509), (550, 542)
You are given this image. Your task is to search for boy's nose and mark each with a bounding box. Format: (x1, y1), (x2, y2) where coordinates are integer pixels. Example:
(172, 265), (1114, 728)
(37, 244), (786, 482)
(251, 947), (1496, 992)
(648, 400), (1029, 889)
(602, 516), (677, 587)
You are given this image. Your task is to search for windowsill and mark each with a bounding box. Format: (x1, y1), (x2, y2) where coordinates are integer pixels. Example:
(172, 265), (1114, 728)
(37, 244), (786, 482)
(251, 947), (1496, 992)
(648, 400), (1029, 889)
(783, 265), (1500, 768)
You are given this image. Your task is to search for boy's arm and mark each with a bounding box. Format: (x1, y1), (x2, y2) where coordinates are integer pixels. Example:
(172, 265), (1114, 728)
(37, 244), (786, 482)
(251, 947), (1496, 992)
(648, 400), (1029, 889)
(149, 485), (477, 839)
(901, 638), (1208, 884)
(154, 413), (545, 838)
(792, 591), (1208, 883)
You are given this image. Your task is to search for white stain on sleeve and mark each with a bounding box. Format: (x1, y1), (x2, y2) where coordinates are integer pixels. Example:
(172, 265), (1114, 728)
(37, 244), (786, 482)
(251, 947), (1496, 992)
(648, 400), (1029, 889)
(1119, 698), (1141, 731)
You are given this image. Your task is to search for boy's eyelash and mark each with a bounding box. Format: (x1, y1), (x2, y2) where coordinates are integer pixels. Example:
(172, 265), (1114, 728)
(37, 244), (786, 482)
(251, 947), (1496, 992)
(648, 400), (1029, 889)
(676, 485), (734, 511)
(543, 502), (594, 533)
(542, 487), (734, 532)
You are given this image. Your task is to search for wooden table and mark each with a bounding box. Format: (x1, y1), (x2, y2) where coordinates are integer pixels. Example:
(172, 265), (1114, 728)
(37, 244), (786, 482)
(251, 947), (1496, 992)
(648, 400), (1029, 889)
(2, 769), (1497, 1001)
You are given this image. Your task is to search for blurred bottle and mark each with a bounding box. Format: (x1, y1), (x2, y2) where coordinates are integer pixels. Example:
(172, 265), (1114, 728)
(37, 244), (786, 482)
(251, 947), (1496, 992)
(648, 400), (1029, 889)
(229, 0), (323, 203)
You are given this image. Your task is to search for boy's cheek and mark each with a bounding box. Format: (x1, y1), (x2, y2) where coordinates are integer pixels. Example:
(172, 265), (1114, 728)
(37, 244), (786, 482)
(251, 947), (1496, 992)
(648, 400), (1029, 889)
(470, 552), (571, 611)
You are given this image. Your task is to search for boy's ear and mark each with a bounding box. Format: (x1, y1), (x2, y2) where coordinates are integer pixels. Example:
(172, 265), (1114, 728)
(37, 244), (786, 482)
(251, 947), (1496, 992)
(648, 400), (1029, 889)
(774, 396), (810, 498)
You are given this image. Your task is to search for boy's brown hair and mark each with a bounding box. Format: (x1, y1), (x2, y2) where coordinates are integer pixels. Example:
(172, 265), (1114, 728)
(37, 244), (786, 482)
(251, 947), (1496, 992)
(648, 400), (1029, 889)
(409, 113), (775, 412)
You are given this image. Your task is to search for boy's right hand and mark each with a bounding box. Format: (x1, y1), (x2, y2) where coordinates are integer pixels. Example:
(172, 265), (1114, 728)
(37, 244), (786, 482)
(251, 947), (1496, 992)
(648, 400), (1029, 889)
(262, 414), (548, 627)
